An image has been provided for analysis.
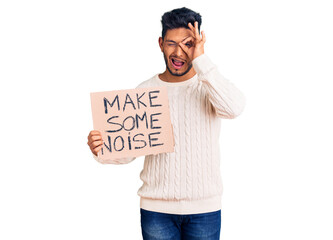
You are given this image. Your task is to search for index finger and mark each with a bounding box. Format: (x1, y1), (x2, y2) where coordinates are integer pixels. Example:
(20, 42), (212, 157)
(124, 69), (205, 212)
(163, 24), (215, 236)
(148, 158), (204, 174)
(181, 36), (194, 44)
(89, 130), (101, 136)
(178, 42), (189, 56)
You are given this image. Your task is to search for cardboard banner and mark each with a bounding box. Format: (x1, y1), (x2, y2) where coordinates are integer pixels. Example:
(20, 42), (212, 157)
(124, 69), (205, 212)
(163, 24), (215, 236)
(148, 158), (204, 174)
(90, 86), (175, 161)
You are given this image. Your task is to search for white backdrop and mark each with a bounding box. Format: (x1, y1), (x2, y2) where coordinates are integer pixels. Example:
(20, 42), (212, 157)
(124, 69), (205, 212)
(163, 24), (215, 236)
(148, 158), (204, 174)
(1, 0), (332, 239)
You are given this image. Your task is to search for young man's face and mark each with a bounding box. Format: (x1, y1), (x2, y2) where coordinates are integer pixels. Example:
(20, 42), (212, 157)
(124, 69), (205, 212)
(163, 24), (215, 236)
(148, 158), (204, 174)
(159, 28), (194, 77)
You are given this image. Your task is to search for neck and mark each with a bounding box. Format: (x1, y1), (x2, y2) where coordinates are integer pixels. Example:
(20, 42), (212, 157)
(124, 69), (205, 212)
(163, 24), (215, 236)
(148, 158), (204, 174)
(159, 67), (196, 83)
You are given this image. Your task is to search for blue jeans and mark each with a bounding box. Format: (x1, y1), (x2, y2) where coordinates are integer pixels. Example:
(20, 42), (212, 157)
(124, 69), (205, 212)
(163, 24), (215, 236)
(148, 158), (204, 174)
(140, 208), (221, 240)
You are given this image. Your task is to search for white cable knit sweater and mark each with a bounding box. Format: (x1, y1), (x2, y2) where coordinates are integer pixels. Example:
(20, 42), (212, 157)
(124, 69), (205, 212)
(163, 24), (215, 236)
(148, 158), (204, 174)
(93, 53), (246, 214)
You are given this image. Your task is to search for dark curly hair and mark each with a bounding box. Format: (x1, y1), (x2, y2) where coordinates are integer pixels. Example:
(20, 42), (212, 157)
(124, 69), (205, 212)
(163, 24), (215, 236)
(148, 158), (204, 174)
(161, 7), (202, 41)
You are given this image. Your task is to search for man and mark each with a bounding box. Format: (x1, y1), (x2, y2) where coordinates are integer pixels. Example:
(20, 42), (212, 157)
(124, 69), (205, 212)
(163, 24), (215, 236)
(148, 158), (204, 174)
(87, 7), (246, 240)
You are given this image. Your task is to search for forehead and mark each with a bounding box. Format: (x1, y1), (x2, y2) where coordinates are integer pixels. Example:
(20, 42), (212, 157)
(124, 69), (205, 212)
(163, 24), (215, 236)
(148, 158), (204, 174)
(164, 27), (193, 41)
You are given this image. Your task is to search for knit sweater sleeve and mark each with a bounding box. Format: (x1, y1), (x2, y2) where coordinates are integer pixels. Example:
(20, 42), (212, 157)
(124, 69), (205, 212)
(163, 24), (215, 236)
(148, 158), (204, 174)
(192, 53), (246, 119)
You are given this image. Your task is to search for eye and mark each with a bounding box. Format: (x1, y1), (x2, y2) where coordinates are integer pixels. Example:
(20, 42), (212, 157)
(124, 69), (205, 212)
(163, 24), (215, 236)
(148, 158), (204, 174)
(185, 42), (193, 47)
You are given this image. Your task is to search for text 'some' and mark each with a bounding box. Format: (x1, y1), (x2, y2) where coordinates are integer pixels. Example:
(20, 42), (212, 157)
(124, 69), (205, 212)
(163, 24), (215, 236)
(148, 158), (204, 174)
(90, 86), (175, 161)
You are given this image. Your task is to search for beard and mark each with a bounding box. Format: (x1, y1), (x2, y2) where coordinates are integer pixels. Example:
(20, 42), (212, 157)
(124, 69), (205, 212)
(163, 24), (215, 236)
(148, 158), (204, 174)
(163, 52), (193, 77)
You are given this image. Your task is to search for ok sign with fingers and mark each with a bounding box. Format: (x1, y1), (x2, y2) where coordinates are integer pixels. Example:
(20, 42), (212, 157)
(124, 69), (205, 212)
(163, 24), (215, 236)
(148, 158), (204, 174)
(179, 21), (206, 61)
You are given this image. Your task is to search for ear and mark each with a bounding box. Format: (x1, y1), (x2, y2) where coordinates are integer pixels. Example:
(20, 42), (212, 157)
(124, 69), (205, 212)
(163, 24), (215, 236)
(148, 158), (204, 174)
(158, 37), (163, 52)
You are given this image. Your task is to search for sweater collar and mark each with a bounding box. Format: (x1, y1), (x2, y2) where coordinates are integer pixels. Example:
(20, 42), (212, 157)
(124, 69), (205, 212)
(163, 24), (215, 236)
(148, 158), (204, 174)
(154, 73), (198, 87)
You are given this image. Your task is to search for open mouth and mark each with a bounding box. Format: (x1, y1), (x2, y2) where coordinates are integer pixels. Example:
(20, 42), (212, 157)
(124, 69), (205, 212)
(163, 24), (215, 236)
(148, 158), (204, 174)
(171, 57), (185, 69)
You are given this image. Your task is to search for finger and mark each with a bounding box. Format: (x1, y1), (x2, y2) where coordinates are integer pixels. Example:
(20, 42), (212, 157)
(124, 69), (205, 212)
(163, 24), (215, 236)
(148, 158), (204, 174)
(194, 21), (201, 41)
(188, 22), (195, 31)
(188, 22), (196, 38)
(182, 35), (193, 43)
(181, 37), (194, 48)
(89, 130), (101, 137)
(90, 141), (103, 153)
(91, 140), (103, 148)
(88, 131), (101, 140)
(93, 145), (102, 155)
(88, 140), (103, 147)
(202, 31), (206, 43)
(178, 42), (189, 56)
(91, 135), (102, 141)
(87, 135), (102, 145)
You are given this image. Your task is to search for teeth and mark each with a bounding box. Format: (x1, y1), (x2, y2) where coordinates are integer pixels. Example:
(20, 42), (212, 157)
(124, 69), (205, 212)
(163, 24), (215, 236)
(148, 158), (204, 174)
(172, 58), (184, 64)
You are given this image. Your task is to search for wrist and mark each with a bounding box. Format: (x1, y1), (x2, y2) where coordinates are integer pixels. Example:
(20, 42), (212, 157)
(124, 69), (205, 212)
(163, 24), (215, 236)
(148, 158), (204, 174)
(192, 51), (204, 61)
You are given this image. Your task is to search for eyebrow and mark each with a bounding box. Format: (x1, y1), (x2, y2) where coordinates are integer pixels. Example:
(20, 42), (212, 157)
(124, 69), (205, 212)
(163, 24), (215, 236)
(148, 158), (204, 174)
(165, 36), (192, 43)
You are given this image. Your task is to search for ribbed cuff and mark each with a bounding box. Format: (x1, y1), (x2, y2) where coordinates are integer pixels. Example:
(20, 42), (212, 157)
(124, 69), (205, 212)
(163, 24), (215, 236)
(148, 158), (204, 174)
(92, 153), (136, 165)
(92, 153), (105, 164)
